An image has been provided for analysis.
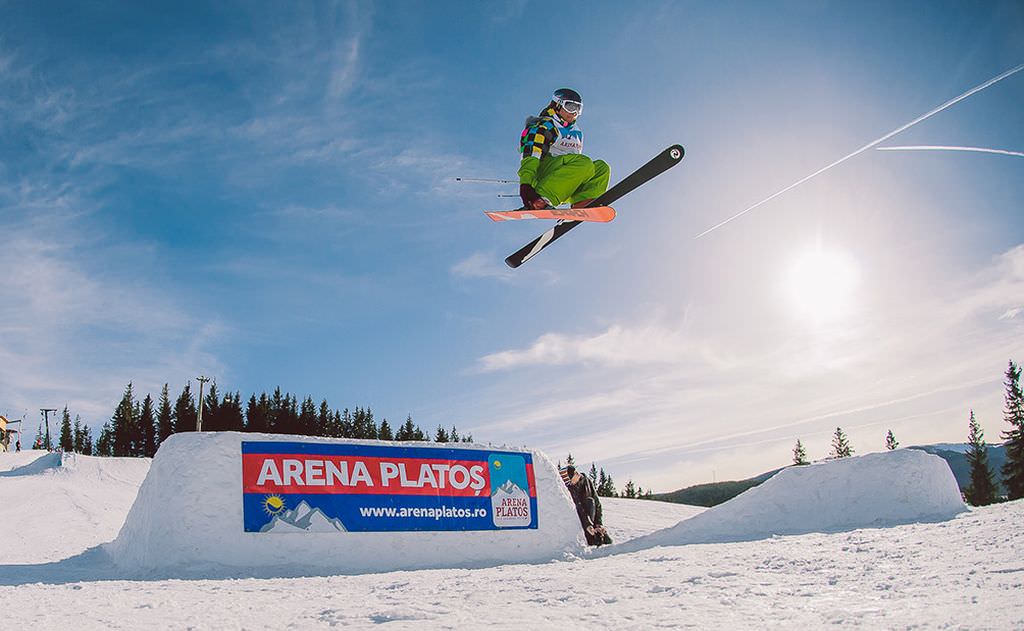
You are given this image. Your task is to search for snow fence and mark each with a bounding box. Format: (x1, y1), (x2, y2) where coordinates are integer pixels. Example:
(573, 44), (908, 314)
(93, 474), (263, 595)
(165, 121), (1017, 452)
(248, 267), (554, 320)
(608, 449), (967, 554)
(106, 432), (584, 576)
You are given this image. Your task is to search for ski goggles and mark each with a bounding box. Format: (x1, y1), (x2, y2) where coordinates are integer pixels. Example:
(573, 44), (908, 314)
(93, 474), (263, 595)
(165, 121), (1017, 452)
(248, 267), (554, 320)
(555, 98), (583, 115)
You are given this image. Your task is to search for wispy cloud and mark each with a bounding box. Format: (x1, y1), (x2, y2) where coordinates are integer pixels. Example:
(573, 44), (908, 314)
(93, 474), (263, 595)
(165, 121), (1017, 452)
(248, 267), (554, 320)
(449, 251), (563, 286)
(0, 188), (225, 423)
(450, 252), (517, 283)
(478, 319), (706, 372)
(695, 62), (1024, 238)
(877, 145), (1024, 158)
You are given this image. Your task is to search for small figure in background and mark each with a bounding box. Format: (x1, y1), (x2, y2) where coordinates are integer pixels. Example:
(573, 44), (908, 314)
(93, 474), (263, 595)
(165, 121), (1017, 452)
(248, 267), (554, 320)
(561, 464), (612, 546)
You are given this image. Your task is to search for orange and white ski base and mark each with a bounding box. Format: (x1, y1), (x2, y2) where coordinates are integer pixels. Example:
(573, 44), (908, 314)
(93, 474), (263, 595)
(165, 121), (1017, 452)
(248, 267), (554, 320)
(485, 206), (616, 223)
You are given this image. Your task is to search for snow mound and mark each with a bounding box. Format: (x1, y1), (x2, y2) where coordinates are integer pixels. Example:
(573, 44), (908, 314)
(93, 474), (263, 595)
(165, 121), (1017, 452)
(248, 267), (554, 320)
(1, 452), (151, 564)
(105, 432), (584, 577)
(608, 449), (966, 553)
(0, 451), (62, 477)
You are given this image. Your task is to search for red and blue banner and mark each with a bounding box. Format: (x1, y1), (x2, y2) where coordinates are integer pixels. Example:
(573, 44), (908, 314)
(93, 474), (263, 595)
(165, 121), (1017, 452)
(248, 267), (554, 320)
(242, 441), (539, 533)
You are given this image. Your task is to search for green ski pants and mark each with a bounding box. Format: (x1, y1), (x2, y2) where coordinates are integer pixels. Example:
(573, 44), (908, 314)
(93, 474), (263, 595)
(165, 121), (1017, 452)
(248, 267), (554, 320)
(533, 154), (610, 207)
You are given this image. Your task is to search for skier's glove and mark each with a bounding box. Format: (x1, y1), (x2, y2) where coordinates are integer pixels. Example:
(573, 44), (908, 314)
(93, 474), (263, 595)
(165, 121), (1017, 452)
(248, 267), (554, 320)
(519, 184), (544, 210)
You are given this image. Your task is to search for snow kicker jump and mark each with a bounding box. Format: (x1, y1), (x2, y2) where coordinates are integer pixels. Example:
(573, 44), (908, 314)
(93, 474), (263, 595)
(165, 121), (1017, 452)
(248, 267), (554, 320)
(600, 449), (967, 556)
(105, 432), (585, 576)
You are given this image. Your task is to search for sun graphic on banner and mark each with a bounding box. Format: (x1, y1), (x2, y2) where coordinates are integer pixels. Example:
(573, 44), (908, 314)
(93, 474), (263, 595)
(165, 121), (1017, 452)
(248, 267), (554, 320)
(262, 495), (286, 516)
(493, 460), (502, 470)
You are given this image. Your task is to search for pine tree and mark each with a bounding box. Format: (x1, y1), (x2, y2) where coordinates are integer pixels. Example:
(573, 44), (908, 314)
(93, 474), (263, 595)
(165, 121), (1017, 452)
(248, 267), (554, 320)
(268, 388), (286, 433)
(589, 463), (598, 484)
(597, 468), (617, 497)
(378, 419), (394, 441)
(157, 384), (174, 447)
(830, 427), (853, 458)
(1000, 360), (1024, 500)
(73, 416), (83, 453)
(139, 395), (157, 457)
(202, 382), (221, 431)
(412, 424), (426, 441)
(317, 400), (332, 437)
(81, 425), (93, 456)
(363, 408), (379, 440)
(885, 429), (899, 450)
(59, 406), (73, 452)
(434, 426), (450, 442)
(221, 393), (245, 432)
(793, 439), (809, 465)
(623, 479), (637, 498)
(449, 426), (460, 443)
(965, 410), (998, 506)
(246, 394), (270, 434)
(95, 422), (113, 456)
(298, 397), (317, 436)
(111, 383), (136, 457)
(174, 384), (197, 433)
(396, 415), (417, 441)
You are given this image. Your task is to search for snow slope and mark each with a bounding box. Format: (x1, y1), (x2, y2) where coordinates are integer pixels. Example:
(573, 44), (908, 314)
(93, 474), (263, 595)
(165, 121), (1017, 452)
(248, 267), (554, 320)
(1, 450), (150, 564)
(1, 445), (1021, 629)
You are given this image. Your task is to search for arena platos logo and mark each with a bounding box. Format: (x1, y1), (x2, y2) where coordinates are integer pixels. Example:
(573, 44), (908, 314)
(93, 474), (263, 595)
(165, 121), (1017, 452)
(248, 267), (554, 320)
(241, 442), (538, 533)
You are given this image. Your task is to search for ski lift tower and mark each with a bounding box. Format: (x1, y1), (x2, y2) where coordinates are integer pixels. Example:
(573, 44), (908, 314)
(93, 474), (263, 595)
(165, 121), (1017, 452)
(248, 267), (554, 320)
(41, 408), (57, 451)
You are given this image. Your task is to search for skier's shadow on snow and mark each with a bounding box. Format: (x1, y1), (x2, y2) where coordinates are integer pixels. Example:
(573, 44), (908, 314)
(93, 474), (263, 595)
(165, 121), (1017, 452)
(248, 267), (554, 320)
(0, 546), (563, 585)
(0, 548), (127, 586)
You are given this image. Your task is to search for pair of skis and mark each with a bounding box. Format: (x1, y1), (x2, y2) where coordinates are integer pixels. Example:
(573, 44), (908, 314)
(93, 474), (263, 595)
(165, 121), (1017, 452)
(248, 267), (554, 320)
(496, 145), (685, 268)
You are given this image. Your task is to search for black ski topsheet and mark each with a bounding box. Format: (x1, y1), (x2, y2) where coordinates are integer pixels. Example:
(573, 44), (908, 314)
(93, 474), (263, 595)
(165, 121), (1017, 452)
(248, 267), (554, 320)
(504, 144), (685, 268)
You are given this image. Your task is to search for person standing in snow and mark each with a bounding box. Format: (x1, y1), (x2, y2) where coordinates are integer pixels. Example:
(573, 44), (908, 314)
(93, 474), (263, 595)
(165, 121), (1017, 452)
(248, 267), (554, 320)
(562, 465), (612, 546)
(518, 88), (610, 211)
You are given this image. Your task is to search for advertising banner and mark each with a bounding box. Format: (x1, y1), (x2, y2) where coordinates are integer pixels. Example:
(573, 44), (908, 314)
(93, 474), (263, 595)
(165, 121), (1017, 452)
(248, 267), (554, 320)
(242, 441), (538, 533)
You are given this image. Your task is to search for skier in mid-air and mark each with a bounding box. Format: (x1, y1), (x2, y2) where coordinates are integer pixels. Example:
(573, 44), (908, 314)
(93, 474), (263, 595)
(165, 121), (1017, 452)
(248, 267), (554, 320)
(518, 88), (611, 211)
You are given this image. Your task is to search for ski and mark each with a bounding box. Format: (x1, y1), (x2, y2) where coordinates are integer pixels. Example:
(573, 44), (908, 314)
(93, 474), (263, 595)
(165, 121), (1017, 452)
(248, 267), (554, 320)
(486, 206), (616, 223)
(504, 145), (685, 268)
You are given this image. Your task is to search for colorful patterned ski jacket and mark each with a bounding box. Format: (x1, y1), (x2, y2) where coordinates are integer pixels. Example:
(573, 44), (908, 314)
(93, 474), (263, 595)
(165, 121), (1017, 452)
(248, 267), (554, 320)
(518, 106), (585, 186)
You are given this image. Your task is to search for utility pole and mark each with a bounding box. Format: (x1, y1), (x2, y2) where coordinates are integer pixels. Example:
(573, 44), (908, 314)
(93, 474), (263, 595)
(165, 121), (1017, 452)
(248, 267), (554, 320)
(196, 376), (210, 432)
(40, 408), (57, 451)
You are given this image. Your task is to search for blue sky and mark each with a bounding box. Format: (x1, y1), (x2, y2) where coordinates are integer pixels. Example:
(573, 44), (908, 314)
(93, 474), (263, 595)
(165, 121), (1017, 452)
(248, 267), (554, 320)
(2, 1), (1023, 490)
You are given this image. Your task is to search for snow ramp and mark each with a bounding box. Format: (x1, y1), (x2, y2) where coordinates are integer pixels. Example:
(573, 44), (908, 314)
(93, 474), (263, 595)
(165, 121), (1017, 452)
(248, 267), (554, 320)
(105, 432), (584, 577)
(604, 449), (966, 554)
(0, 450), (62, 477)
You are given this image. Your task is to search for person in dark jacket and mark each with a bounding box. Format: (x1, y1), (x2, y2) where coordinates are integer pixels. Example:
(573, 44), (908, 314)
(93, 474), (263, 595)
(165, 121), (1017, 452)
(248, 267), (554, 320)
(562, 465), (612, 546)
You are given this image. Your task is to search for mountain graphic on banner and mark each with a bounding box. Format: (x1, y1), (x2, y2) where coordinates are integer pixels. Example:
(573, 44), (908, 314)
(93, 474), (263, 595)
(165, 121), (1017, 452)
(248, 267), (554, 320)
(260, 500), (348, 533)
(494, 479), (524, 497)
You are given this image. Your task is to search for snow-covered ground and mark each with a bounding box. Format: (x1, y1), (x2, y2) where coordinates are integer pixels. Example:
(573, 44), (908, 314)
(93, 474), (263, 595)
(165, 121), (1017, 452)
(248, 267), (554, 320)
(2, 447), (1022, 629)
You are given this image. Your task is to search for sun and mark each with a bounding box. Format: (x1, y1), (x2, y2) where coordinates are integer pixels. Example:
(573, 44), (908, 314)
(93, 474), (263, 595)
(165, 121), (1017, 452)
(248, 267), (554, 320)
(262, 495), (286, 516)
(784, 244), (860, 323)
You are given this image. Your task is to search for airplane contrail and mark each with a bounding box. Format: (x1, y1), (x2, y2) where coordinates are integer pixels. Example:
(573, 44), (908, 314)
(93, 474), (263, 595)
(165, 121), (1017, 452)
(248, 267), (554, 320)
(695, 62), (1024, 239)
(878, 145), (1024, 158)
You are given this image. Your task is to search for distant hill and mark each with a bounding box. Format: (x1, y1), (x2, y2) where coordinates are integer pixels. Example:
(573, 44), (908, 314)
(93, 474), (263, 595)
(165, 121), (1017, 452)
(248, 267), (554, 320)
(652, 468), (783, 507)
(907, 443), (1007, 496)
(654, 443), (1009, 507)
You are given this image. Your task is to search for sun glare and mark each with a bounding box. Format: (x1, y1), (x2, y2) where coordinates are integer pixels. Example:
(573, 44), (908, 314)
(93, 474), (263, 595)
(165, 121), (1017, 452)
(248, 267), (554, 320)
(785, 245), (860, 323)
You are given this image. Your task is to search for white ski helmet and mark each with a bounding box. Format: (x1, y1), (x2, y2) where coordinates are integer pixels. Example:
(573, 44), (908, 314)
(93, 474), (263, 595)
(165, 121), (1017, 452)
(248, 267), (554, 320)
(552, 88), (583, 115)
